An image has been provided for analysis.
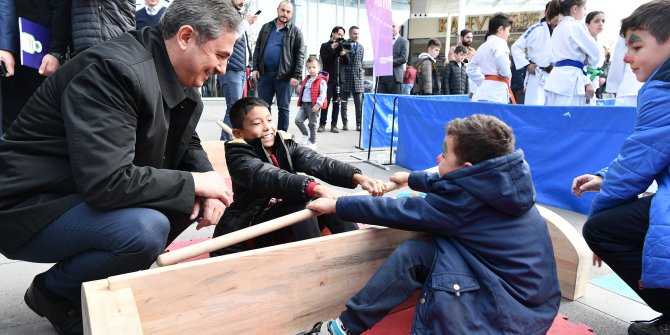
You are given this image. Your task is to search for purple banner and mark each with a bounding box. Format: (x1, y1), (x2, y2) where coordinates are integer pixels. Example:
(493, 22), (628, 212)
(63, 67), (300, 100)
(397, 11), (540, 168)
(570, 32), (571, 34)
(19, 17), (51, 70)
(366, 0), (393, 76)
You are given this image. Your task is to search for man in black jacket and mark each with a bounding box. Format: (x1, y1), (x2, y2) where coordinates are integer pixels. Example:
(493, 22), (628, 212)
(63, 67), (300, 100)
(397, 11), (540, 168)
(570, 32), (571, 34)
(317, 26), (349, 133)
(0, 0), (237, 333)
(251, 0), (305, 131)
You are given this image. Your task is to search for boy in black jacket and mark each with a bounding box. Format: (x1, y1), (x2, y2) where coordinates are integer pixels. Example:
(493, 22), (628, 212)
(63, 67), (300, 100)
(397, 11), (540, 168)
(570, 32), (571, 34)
(442, 45), (469, 95)
(211, 97), (386, 256)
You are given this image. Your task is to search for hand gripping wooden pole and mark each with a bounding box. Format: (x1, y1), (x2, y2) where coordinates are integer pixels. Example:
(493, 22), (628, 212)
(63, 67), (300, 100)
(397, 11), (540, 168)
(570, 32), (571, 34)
(156, 182), (401, 267)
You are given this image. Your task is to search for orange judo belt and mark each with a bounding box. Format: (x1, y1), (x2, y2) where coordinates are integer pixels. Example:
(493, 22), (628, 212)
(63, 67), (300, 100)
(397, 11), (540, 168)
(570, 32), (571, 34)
(484, 75), (517, 104)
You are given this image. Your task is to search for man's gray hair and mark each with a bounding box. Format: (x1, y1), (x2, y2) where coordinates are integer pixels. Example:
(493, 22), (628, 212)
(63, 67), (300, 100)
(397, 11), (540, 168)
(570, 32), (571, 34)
(160, 0), (241, 45)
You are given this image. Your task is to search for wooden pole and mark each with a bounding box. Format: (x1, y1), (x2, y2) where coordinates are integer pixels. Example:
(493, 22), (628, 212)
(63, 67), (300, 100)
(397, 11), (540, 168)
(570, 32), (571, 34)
(156, 182), (402, 266)
(216, 120), (234, 136)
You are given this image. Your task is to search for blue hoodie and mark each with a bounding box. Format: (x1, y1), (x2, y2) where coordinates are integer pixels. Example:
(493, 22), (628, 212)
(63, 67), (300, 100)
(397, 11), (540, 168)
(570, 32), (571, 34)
(337, 150), (561, 334)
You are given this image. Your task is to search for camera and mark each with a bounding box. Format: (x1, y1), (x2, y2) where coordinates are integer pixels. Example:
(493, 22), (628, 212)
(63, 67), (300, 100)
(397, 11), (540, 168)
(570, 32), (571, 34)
(334, 37), (352, 52)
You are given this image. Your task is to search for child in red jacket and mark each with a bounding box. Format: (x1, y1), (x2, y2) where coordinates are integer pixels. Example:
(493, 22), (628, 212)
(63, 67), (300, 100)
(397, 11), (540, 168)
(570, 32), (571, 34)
(295, 56), (328, 150)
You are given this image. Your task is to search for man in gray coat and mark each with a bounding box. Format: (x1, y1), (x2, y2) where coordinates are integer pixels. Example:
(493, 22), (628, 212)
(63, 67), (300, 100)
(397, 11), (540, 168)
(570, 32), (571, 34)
(378, 21), (409, 94)
(0, 1), (236, 333)
(340, 26), (365, 131)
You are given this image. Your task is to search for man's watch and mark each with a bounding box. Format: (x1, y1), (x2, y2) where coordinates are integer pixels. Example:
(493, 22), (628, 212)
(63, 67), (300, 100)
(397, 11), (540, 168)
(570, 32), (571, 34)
(49, 52), (66, 65)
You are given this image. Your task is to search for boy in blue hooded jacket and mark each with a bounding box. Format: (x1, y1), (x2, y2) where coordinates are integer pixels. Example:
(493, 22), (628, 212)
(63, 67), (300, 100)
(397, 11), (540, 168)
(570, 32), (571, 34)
(572, 2), (670, 334)
(300, 114), (561, 335)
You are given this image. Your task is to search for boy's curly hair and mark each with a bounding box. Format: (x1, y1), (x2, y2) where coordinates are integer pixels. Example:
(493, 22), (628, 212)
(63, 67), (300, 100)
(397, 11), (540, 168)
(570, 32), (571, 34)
(446, 114), (515, 165)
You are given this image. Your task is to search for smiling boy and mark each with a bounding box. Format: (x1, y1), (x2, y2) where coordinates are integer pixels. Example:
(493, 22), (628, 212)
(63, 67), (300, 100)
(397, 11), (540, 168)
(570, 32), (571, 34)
(571, 1), (670, 334)
(210, 97), (386, 256)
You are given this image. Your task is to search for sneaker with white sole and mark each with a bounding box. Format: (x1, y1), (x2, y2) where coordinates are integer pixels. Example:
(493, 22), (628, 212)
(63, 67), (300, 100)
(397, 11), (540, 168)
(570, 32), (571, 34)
(305, 142), (317, 150)
(301, 137), (310, 146)
(629, 315), (670, 335)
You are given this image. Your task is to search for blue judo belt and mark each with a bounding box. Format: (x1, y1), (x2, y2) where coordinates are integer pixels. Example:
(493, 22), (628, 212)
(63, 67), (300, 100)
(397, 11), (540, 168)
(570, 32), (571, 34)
(555, 59), (586, 75)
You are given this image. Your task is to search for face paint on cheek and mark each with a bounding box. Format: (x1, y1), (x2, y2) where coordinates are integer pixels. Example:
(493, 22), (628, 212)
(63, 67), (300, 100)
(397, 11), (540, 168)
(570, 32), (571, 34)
(442, 141), (448, 155)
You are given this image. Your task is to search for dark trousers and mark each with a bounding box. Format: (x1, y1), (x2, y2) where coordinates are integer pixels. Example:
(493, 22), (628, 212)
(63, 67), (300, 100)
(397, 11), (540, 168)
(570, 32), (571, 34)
(377, 76), (400, 94)
(341, 91), (363, 128)
(583, 195), (670, 315)
(320, 81), (342, 127)
(1, 65), (45, 132)
(257, 71), (292, 131)
(339, 239), (434, 334)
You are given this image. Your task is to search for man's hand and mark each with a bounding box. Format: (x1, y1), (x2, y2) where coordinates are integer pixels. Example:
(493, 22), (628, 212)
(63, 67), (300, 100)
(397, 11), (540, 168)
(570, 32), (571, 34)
(190, 197), (226, 230)
(339, 50), (347, 56)
(245, 14), (258, 25)
(252, 70), (260, 81)
(585, 83), (595, 99)
(191, 171), (233, 206)
(390, 172), (410, 186)
(571, 174), (603, 197)
(38, 54), (60, 76)
(290, 78), (300, 87)
(0, 50), (15, 77)
(311, 104), (320, 113)
(527, 63), (537, 75)
(307, 198), (337, 214)
(352, 174), (386, 196)
(331, 41), (339, 50)
(313, 185), (345, 199)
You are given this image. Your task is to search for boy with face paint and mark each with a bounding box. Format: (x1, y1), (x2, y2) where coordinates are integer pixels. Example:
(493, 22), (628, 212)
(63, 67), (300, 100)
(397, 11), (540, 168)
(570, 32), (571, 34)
(300, 115), (560, 335)
(571, 1), (670, 334)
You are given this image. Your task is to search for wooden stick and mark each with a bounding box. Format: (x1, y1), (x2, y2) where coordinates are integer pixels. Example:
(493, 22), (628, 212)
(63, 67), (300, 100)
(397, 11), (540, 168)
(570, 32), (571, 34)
(216, 120), (234, 136)
(156, 182), (401, 266)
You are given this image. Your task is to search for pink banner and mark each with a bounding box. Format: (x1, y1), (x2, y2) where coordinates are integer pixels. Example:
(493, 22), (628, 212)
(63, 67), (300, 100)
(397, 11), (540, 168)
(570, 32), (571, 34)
(366, 0), (393, 76)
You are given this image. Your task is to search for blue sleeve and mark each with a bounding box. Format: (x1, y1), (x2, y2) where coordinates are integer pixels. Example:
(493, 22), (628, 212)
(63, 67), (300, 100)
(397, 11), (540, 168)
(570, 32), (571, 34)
(590, 84), (670, 216)
(408, 171), (440, 193)
(0, 0), (17, 52)
(336, 194), (461, 235)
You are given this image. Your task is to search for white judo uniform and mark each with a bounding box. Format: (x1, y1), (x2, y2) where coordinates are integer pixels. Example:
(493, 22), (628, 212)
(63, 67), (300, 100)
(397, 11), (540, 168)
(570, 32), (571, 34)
(544, 16), (601, 106)
(511, 21), (553, 105)
(467, 35), (512, 104)
(606, 36), (643, 107)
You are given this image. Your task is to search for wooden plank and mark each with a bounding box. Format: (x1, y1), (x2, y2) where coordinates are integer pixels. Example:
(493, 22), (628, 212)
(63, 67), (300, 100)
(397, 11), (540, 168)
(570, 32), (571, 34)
(81, 280), (143, 335)
(537, 205), (592, 300)
(99, 227), (427, 334)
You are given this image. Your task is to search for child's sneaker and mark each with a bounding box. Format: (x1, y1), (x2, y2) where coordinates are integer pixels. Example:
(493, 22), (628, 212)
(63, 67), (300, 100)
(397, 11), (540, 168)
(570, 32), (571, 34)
(301, 137), (310, 146)
(305, 142), (317, 150)
(295, 320), (350, 335)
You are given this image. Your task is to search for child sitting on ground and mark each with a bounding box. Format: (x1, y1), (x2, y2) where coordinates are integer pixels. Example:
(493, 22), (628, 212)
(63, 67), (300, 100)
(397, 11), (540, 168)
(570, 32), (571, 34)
(300, 114), (561, 335)
(442, 45), (469, 95)
(296, 56), (328, 150)
(210, 97), (386, 257)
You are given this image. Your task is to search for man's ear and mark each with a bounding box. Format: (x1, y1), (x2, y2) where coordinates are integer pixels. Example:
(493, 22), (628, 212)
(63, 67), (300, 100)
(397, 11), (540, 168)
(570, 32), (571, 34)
(462, 162), (473, 168)
(175, 25), (196, 51)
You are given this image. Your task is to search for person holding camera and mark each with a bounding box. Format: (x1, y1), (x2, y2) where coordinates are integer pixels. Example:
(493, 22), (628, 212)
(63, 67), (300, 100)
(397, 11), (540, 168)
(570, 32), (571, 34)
(318, 26), (350, 133)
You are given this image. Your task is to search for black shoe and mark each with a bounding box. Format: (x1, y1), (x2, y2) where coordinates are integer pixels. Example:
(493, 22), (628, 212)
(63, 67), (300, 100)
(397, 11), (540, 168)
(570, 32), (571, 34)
(24, 275), (83, 335)
(629, 315), (670, 335)
(342, 125), (349, 131)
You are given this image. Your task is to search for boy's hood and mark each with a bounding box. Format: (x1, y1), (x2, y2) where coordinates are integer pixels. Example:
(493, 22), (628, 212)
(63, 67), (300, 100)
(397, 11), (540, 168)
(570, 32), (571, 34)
(439, 149), (536, 217)
(418, 52), (436, 62)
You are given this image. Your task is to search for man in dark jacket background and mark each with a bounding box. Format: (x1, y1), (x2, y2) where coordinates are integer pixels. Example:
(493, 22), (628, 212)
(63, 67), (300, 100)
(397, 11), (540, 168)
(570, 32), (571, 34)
(318, 26), (349, 133)
(135, 0), (166, 29)
(70, 0), (135, 56)
(0, 0), (237, 333)
(1, 0), (70, 133)
(251, 0), (305, 131)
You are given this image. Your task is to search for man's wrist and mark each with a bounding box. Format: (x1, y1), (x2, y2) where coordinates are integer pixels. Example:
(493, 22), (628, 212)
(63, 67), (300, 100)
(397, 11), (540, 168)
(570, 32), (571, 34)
(49, 52), (66, 65)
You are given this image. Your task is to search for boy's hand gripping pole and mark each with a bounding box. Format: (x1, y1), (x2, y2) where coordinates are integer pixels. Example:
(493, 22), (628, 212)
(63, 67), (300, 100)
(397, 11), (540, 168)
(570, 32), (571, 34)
(155, 181), (401, 267)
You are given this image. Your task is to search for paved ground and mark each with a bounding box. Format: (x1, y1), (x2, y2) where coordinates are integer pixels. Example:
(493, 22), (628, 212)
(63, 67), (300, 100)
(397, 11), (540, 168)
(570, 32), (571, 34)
(0, 98), (660, 334)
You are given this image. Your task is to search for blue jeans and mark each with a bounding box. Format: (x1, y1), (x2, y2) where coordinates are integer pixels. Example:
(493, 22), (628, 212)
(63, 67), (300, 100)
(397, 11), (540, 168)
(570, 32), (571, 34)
(257, 71), (292, 131)
(218, 69), (246, 140)
(401, 84), (414, 95)
(339, 239), (435, 334)
(5, 202), (193, 304)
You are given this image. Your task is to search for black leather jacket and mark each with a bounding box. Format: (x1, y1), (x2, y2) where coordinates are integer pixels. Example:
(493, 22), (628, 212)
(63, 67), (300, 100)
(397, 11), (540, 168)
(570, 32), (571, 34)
(212, 132), (360, 254)
(252, 19), (305, 81)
